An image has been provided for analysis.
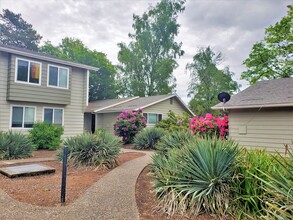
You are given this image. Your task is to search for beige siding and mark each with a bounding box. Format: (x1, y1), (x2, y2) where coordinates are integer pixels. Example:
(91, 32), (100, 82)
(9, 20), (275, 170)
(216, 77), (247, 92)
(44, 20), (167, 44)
(63, 67), (87, 138)
(143, 98), (187, 126)
(229, 108), (293, 153)
(0, 51), (87, 138)
(0, 52), (10, 131)
(96, 113), (119, 134)
(7, 55), (71, 105)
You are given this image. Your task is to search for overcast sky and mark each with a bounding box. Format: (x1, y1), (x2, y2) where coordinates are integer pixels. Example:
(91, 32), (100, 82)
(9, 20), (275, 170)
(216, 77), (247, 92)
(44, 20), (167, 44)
(0, 0), (290, 104)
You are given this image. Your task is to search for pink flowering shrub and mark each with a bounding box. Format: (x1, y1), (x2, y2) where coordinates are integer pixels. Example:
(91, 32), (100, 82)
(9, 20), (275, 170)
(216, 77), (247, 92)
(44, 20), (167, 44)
(189, 113), (229, 139)
(114, 108), (147, 143)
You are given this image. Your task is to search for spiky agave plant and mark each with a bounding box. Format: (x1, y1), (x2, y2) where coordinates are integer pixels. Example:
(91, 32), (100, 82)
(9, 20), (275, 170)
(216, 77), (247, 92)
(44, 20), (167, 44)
(152, 137), (240, 217)
(133, 127), (166, 150)
(155, 129), (194, 156)
(0, 131), (33, 159)
(59, 132), (121, 169)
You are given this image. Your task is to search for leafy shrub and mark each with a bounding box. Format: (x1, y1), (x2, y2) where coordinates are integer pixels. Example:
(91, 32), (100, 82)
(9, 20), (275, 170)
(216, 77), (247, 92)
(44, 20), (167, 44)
(156, 110), (190, 132)
(29, 122), (63, 150)
(152, 138), (240, 217)
(232, 149), (283, 219)
(0, 131), (33, 159)
(189, 113), (228, 139)
(114, 108), (146, 143)
(133, 127), (166, 150)
(59, 132), (120, 169)
(156, 129), (194, 156)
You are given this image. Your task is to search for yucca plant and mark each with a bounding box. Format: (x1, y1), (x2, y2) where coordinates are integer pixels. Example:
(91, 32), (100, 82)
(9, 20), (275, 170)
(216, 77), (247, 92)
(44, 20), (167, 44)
(232, 149), (282, 219)
(256, 151), (293, 219)
(152, 138), (240, 217)
(0, 131), (33, 160)
(58, 132), (121, 169)
(133, 127), (166, 150)
(156, 129), (194, 156)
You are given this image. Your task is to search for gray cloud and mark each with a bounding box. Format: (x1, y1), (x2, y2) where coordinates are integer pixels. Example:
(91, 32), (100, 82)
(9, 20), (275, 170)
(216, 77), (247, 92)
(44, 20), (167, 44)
(0, 0), (291, 104)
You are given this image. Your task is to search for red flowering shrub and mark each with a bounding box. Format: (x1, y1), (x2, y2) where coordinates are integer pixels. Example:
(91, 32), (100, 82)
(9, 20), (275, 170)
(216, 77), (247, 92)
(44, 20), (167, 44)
(189, 113), (229, 139)
(114, 108), (147, 143)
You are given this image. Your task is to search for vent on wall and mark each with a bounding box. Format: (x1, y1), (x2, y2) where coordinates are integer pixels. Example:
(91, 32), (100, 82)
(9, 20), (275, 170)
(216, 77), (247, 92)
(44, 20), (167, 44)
(170, 98), (173, 105)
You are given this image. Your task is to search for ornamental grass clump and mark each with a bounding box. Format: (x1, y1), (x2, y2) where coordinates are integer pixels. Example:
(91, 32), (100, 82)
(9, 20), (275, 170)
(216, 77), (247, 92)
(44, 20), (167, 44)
(254, 150), (293, 219)
(0, 131), (33, 160)
(59, 132), (120, 169)
(231, 149), (280, 219)
(152, 138), (240, 217)
(156, 129), (194, 156)
(133, 127), (166, 150)
(189, 113), (228, 139)
(114, 108), (146, 143)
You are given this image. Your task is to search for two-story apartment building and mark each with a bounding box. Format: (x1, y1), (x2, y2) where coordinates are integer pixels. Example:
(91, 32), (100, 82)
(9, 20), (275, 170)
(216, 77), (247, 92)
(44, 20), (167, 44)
(0, 44), (98, 137)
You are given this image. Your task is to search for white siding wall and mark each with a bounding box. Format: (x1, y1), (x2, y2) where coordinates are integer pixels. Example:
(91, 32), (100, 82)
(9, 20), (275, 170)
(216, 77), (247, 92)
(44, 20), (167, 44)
(229, 108), (293, 153)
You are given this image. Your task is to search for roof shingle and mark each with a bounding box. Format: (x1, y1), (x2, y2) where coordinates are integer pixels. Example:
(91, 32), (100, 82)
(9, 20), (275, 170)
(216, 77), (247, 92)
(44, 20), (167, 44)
(212, 78), (293, 109)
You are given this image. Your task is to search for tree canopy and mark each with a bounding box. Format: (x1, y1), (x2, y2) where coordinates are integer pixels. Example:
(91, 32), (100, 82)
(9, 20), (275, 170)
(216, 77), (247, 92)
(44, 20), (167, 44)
(0, 9), (42, 50)
(241, 5), (293, 84)
(187, 47), (240, 115)
(41, 38), (118, 101)
(117, 0), (185, 97)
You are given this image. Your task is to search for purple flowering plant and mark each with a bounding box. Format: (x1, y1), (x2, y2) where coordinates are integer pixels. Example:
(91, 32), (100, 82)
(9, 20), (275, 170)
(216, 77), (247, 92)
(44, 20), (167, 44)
(114, 108), (147, 143)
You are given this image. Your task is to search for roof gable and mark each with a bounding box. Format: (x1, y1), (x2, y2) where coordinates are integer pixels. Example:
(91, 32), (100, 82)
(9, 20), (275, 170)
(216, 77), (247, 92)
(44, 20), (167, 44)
(212, 78), (293, 110)
(86, 94), (194, 115)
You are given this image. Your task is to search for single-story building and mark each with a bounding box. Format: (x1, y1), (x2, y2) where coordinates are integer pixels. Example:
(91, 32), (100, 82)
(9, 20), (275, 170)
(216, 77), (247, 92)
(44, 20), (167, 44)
(84, 94), (194, 134)
(212, 77), (293, 153)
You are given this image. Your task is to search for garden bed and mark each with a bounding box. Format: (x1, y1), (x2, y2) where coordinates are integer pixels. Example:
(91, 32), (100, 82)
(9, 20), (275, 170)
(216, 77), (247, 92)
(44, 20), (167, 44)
(0, 152), (145, 207)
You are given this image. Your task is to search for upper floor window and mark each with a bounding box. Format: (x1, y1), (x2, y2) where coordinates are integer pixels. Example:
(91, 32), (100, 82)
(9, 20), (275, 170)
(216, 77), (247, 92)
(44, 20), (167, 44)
(11, 106), (36, 128)
(43, 108), (64, 126)
(16, 58), (41, 85)
(143, 113), (162, 124)
(48, 65), (69, 89)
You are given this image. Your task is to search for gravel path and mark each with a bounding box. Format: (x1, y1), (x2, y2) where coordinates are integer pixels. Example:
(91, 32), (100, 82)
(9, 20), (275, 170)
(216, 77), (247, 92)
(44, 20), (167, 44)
(0, 149), (153, 220)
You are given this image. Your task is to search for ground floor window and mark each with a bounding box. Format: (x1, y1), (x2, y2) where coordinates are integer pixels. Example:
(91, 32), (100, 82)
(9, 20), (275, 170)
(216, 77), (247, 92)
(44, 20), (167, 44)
(44, 108), (64, 126)
(143, 113), (162, 124)
(11, 106), (36, 128)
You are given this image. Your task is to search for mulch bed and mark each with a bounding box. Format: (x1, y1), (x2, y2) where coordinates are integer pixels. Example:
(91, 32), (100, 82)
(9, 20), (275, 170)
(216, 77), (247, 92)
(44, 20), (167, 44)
(0, 151), (145, 207)
(136, 165), (218, 220)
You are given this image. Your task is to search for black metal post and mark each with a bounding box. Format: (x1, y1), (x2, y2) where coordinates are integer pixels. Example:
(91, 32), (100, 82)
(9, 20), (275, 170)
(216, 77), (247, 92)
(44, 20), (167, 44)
(61, 145), (68, 204)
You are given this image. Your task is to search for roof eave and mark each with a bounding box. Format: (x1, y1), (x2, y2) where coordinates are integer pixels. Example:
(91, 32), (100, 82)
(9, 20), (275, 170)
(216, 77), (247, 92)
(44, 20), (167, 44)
(212, 103), (293, 110)
(93, 96), (140, 113)
(0, 46), (99, 71)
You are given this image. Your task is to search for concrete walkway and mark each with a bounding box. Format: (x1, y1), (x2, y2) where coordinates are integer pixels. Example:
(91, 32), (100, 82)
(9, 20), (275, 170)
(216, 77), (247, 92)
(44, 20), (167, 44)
(0, 149), (153, 220)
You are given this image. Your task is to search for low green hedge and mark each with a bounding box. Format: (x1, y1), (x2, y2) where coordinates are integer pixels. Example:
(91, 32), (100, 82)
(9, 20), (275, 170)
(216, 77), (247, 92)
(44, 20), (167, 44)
(29, 122), (63, 150)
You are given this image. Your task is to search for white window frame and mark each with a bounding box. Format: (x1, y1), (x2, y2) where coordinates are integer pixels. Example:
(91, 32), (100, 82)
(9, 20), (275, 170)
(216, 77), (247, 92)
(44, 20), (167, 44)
(144, 113), (162, 125)
(15, 58), (42, 86)
(43, 107), (64, 126)
(47, 64), (69, 89)
(10, 105), (37, 129)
